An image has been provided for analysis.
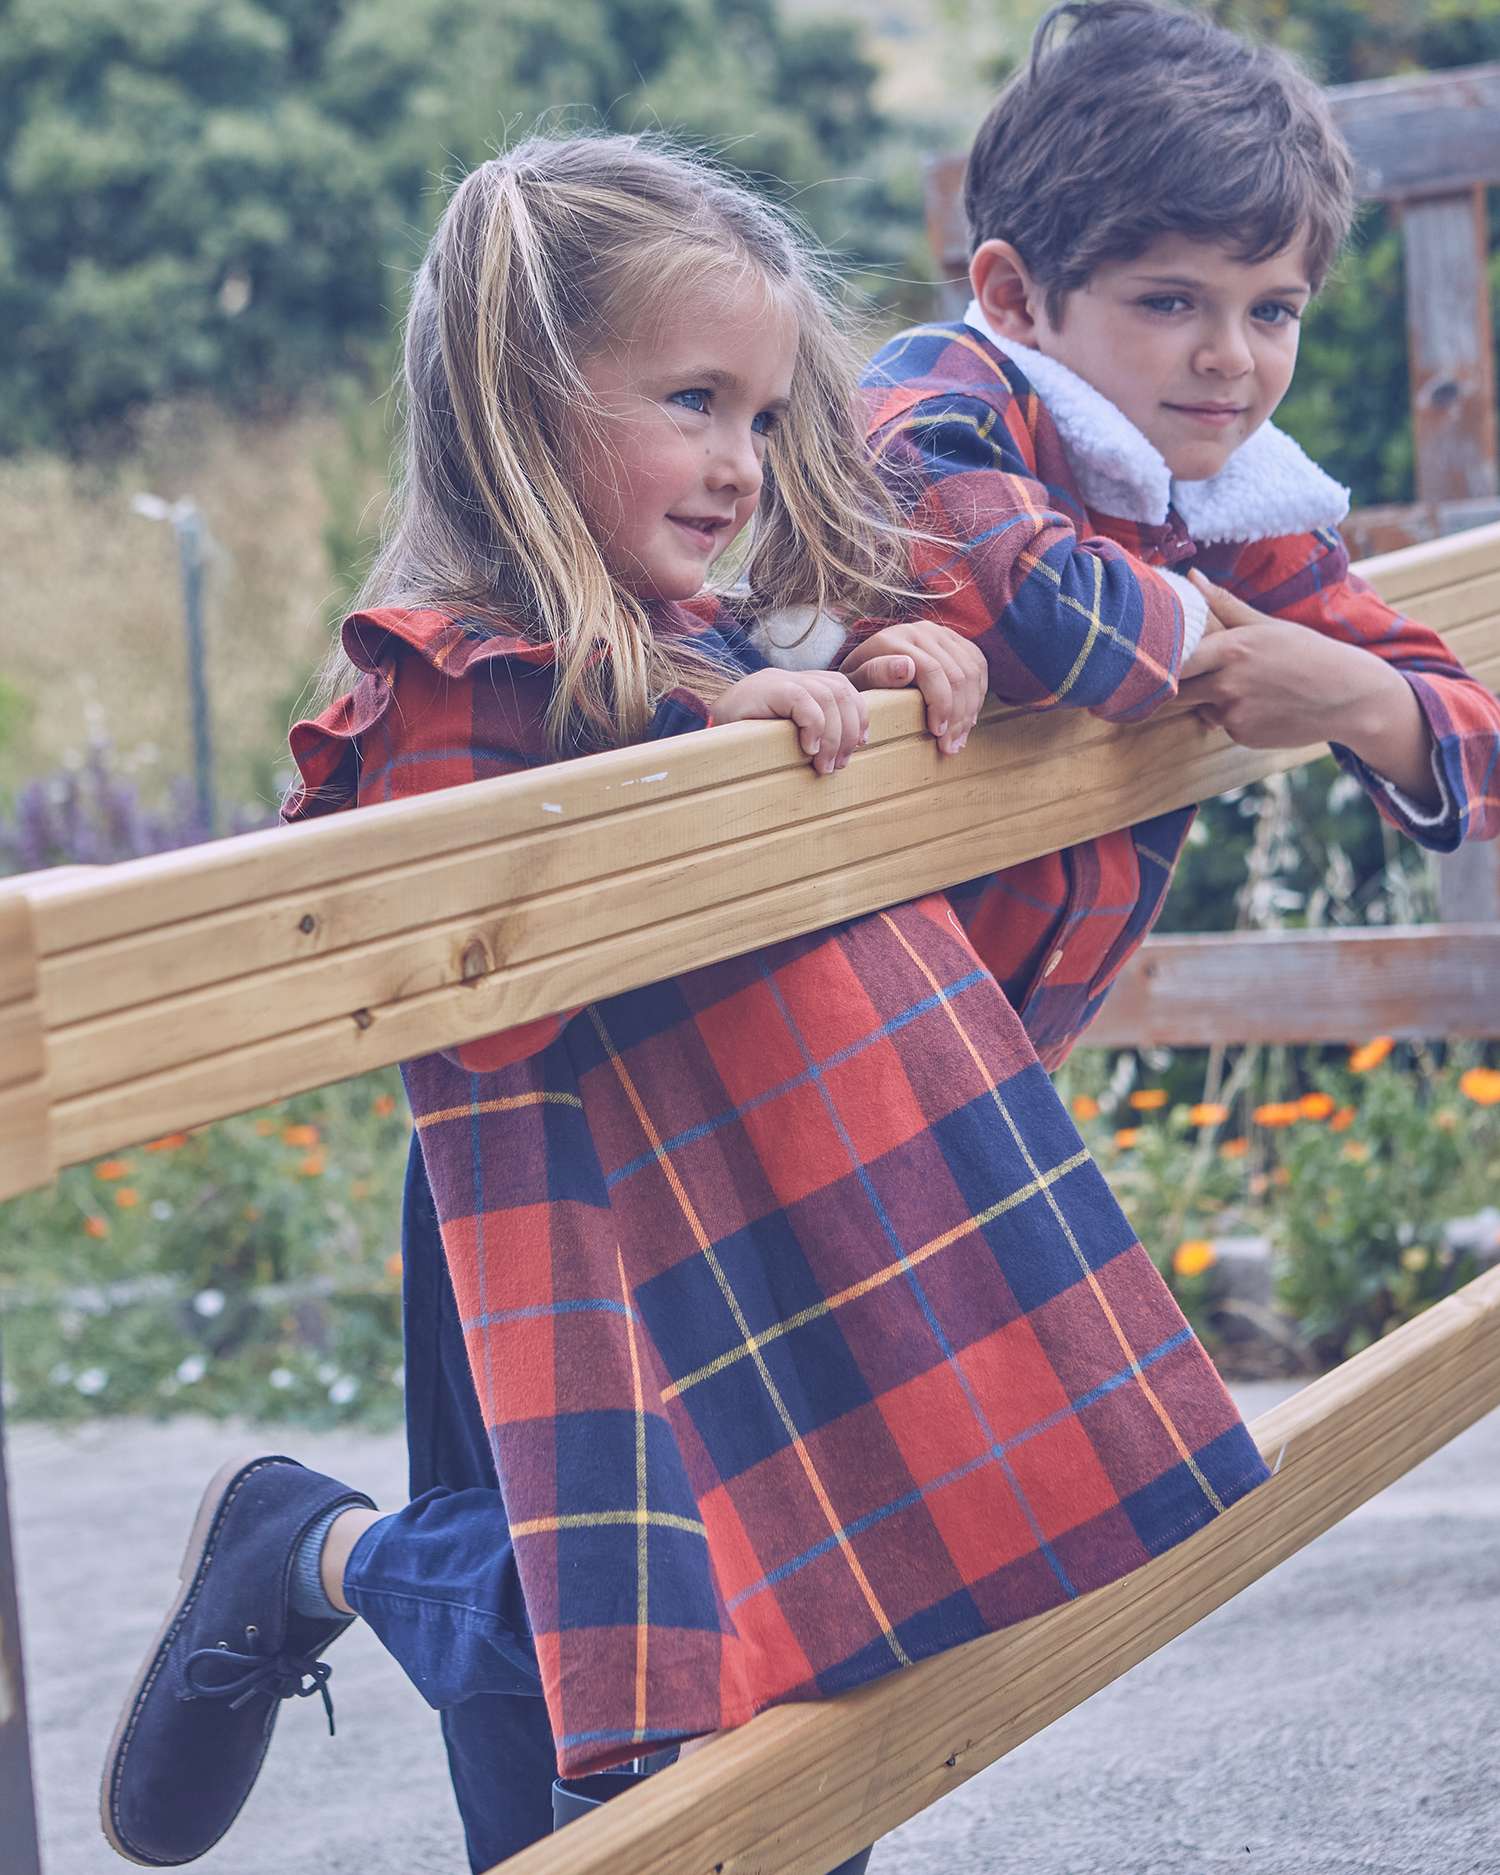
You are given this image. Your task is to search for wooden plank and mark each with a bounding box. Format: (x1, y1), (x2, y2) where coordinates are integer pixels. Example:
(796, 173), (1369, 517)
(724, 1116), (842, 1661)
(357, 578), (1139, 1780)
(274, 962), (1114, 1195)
(0, 893), (51, 1206)
(1356, 517), (1500, 605)
(1329, 63), (1500, 202)
(1438, 840), (1500, 926)
(922, 153), (970, 314)
(1080, 926), (1500, 1049)
(1401, 190), (1499, 506)
(492, 1266), (1500, 1875)
(1341, 499), (1500, 560)
(0, 1355), (42, 1875)
(4, 537), (1497, 1187)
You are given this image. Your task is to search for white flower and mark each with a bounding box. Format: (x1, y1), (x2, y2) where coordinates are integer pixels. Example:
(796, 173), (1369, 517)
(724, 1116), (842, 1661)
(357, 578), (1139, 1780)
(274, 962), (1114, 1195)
(175, 1354), (207, 1385)
(327, 1375), (359, 1406)
(315, 1361), (339, 1386)
(58, 1309), (85, 1341)
(150, 1200), (174, 1222)
(48, 1362), (73, 1387)
(192, 1288), (226, 1318)
(75, 1368), (108, 1396)
(268, 1367), (296, 1390)
(390, 1365), (405, 1391)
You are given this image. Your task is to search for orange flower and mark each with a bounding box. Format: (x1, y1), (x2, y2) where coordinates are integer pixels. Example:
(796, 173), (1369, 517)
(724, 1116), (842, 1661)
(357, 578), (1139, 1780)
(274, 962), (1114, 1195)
(1172, 1239), (1217, 1279)
(1433, 1108), (1459, 1132)
(282, 1123), (320, 1148)
(114, 1187), (140, 1208)
(1189, 1102), (1229, 1127)
(1271, 1166), (1291, 1188)
(385, 1251), (404, 1281)
(1329, 1106), (1356, 1133)
(1298, 1092), (1337, 1121)
(373, 1093), (397, 1118)
(1218, 1136), (1249, 1159)
(1459, 1067), (1500, 1107)
(1129, 1089), (1168, 1111)
(1342, 1140), (1371, 1164)
(1348, 1037), (1394, 1074)
(1252, 1102), (1299, 1129)
(1113, 1127), (1140, 1149)
(255, 1118), (277, 1136)
(94, 1158), (132, 1181)
(1071, 1094), (1100, 1122)
(83, 1215), (109, 1239)
(297, 1152), (326, 1177)
(144, 1132), (190, 1153)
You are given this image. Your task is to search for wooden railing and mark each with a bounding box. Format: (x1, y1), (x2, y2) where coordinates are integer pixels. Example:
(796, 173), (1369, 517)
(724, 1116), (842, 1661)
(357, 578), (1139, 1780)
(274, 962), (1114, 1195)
(2, 522), (1499, 1872)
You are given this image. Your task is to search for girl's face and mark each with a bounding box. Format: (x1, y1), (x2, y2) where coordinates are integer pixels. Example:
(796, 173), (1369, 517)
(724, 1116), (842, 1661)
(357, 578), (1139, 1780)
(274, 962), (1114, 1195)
(571, 272), (799, 602)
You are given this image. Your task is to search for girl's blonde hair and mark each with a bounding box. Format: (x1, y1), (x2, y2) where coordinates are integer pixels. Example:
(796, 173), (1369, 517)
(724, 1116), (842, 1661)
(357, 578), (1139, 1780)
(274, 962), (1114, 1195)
(334, 132), (914, 750)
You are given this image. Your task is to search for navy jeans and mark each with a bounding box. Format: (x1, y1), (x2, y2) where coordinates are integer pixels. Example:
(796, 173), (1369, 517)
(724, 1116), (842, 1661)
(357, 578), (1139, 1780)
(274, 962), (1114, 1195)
(343, 1136), (555, 1871)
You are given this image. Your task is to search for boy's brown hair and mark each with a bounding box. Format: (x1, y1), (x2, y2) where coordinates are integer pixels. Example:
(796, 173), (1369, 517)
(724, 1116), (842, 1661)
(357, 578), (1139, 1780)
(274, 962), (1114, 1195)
(964, 1), (1356, 319)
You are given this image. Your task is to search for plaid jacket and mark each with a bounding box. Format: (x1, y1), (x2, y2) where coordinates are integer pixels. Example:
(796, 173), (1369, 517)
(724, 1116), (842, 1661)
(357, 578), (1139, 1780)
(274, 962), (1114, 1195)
(287, 604), (1267, 1775)
(862, 322), (1500, 1066)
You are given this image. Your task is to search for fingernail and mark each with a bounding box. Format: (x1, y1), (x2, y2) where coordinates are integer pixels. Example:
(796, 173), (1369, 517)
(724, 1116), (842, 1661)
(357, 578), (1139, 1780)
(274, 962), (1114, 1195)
(956, 733), (968, 751)
(808, 739), (820, 754)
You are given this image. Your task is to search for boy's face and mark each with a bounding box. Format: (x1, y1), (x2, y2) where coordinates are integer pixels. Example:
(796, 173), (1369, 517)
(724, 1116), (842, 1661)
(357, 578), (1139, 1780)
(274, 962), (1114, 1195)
(983, 233), (1311, 483)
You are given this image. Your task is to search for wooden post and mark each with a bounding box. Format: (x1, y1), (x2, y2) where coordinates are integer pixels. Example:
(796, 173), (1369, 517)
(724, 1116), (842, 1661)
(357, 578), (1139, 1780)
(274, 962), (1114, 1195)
(0, 1351), (43, 1875)
(1401, 187), (1498, 505)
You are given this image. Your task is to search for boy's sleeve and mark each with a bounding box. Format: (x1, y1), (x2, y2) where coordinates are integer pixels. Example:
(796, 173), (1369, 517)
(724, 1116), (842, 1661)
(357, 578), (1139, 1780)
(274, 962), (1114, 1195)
(866, 390), (1206, 722)
(1214, 528), (1500, 852)
(287, 624), (713, 1073)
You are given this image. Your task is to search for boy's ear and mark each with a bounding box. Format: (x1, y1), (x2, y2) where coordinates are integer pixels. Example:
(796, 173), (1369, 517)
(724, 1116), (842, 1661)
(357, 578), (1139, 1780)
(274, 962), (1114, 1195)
(969, 240), (1044, 344)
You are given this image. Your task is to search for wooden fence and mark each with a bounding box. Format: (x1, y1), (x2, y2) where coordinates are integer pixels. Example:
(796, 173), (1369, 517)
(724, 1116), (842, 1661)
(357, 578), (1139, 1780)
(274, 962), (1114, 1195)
(2, 520), (1499, 1872)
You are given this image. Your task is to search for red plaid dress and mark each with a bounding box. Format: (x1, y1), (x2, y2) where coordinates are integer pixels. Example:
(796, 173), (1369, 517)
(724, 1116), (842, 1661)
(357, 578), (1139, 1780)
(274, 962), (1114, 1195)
(860, 321), (1500, 1066)
(287, 604), (1269, 1775)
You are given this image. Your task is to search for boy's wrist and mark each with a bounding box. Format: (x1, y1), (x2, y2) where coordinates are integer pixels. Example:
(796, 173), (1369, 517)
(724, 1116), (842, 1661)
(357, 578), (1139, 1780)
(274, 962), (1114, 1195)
(1329, 656), (1441, 807)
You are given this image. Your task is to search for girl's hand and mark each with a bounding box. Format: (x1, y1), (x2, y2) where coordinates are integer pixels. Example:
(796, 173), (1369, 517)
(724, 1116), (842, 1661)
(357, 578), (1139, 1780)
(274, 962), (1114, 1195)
(839, 621), (988, 755)
(713, 668), (867, 774)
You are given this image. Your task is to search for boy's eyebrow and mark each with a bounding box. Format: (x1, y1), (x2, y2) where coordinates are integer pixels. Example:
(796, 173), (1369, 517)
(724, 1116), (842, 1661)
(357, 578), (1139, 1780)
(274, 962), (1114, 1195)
(1129, 271), (1311, 296)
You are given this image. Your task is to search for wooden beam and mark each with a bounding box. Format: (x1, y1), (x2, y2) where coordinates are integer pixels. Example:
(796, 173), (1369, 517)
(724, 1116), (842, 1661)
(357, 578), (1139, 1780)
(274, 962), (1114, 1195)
(491, 1265), (1500, 1875)
(1079, 925), (1500, 1049)
(1329, 63), (1500, 202)
(0, 1353), (41, 1875)
(3, 530), (1498, 1197)
(0, 892), (52, 1205)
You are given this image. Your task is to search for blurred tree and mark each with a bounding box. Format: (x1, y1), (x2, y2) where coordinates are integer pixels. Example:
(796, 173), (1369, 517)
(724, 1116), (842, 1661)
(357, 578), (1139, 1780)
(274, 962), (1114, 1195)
(0, 0), (887, 453)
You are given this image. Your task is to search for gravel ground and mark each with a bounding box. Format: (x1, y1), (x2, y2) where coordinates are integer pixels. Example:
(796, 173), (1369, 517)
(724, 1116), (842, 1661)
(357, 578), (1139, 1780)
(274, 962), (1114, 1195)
(10, 1383), (1499, 1875)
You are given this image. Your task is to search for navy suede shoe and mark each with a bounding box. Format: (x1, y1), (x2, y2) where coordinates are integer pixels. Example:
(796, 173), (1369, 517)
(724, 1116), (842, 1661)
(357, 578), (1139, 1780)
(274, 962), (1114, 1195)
(101, 1453), (375, 1866)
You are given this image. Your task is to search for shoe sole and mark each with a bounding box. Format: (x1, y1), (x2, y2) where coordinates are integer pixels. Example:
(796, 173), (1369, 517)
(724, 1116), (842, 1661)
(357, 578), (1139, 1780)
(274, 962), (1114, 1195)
(100, 1450), (295, 1867)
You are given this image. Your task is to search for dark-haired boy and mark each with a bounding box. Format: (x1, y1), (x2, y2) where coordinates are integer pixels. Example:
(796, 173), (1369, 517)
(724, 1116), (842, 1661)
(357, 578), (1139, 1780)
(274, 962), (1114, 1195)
(852, 0), (1500, 1065)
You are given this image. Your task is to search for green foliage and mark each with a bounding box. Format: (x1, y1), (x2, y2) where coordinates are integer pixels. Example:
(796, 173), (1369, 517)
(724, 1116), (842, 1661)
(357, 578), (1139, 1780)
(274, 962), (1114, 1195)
(2, 0), (888, 453)
(1273, 1055), (1500, 1361)
(0, 1069), (410, 1425)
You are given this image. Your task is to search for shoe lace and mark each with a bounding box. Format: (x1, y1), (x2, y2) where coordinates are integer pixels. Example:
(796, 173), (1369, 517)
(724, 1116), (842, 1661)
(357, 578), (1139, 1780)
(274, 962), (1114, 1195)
(183, 1629), (338, 1736)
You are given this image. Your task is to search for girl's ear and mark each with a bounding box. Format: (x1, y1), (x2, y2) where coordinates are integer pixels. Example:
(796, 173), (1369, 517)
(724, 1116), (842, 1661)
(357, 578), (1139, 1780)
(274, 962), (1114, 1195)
(969, 240), (1044, 344)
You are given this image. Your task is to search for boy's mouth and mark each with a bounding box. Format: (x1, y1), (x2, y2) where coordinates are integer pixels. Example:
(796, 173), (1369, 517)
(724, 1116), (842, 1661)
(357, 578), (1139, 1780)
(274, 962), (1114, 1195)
(667, 514), (733, 552)
(1164, 402), (1248, 429)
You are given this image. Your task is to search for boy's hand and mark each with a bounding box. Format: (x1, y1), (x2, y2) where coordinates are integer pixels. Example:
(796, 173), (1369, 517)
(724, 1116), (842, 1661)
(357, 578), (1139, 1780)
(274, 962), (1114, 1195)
(839, 621), (988, 755)
(1179, 572), (1439, 804)
(713, 668), (867, 775)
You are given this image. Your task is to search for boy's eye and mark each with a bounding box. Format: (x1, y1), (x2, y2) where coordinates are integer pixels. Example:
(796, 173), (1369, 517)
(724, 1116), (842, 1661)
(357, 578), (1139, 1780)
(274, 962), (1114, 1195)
(1139, 294), (1190, 316)
(1252, 301), (1302, 327)
(751, 409), (779, 437)
(669, 388), (711, 414)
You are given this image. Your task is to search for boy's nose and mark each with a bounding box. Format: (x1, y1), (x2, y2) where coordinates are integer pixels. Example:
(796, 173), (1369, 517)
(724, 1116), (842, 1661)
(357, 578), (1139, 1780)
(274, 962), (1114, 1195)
(1195, 324), (1254, 378)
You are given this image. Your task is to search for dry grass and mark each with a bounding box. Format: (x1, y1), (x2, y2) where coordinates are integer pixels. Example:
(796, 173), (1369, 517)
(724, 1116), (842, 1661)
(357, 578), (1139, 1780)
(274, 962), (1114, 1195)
(0, 398), (390, 812)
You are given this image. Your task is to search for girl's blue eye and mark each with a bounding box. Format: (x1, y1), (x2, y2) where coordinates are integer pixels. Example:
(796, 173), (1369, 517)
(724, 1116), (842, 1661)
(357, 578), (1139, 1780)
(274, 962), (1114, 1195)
(670, 388), (711, 413)
(1252, 301), (1301, 327)
(751, 410), (778, 436)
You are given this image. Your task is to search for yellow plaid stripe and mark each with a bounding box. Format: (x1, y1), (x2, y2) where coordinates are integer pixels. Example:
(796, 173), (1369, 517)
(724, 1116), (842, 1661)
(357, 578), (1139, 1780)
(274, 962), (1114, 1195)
(510, 1509), (707, 1538)
(617, 1245), (651, 1736)
(588, 1008), (911, 1669)
(416, 1090), (582, 1130)
(663, 1148), (1089, 1402)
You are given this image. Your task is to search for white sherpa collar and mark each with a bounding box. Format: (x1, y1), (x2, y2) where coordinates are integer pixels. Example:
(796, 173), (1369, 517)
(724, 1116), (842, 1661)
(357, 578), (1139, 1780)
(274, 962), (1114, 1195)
(963, 301), (1349, 544)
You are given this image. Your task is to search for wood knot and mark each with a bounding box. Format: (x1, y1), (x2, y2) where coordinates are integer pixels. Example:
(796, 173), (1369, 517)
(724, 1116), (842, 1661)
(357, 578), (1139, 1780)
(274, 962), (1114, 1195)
(460, 938), (492, 983)
(351, 1008), (374, 1031)
(298, 913), (317, 935)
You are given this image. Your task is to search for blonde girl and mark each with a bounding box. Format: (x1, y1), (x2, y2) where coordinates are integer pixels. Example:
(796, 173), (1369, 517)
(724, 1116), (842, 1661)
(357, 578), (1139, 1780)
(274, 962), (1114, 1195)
(104, 134), (1264, 1875)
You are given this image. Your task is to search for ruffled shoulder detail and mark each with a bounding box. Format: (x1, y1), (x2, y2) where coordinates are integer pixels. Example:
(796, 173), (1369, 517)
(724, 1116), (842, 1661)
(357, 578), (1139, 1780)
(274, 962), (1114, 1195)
(282, 608), (554, 822)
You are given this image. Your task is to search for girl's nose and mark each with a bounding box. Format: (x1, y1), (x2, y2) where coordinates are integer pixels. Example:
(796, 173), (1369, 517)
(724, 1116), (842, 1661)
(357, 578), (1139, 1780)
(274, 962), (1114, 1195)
(706, 427), (764, 498)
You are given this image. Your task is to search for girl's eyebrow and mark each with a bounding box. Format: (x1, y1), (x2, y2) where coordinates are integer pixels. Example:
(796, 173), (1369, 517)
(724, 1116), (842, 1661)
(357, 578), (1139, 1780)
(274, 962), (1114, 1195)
(669, 365), (791, 409)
